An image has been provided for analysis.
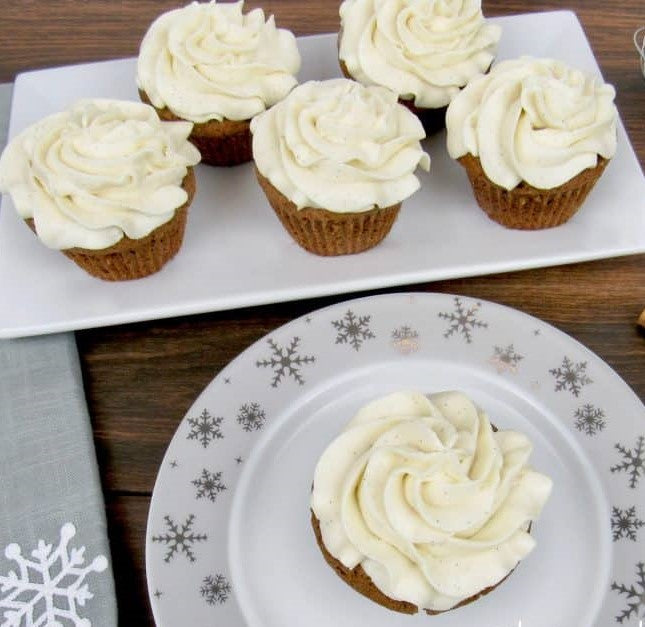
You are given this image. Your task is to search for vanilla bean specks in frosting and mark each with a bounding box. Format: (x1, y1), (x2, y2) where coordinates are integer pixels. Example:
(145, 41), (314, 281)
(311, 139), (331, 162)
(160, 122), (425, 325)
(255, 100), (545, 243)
(0, 99), (201, 250)
(251, 79), (430, 213)
(311, 391), (552, 612)
(446, 57), (618, 190)
(339, 0), (502, 108)
(136, 0), (301, 123)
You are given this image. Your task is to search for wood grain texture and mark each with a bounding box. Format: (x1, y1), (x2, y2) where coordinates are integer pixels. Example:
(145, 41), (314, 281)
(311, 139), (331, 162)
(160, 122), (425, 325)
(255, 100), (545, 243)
(2, 1), (644, 625)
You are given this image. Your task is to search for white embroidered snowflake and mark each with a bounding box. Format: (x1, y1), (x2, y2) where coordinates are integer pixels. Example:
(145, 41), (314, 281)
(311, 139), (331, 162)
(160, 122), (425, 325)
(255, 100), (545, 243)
(391, 325), (419, 354)
(187, 409), (224, 448)
(574, 404), (606, 435)
(489, 344), (523, 374)
(438, 297), (488, 344)
(237, 402), (266, 432)
(611, 436), (645, 489)
(151, 515), (207, 563)
(611, 561), (645, 623)
(201, 574), (231, 605)
(0, 522), (108, 627)
(549, 356), (592, 397)
(192, 469), (227, 503)
(612, 506), (645, 542)
(331, 310), (375, 351)
(256, 337), (315, 387)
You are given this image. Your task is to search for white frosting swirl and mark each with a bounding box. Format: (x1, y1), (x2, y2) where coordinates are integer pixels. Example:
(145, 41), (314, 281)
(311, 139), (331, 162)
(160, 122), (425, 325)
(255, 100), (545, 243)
(251, 79), (430, 213)
(311, 391), (552, 612)
(446, 57), (617, 190)
(137, 0), (301, 123)
(0, 99), (201, 250)
(339, 0), (501, 108)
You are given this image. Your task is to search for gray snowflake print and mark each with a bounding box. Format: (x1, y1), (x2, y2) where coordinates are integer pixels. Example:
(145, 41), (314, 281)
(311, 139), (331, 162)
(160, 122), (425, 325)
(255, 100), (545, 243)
(256, 337), (315, 387)
(332, 310), (375, 351)
(611, 561), (645, 623)
(611, 436), (645, 489)
(549, 356), (592, 397)
(438, 297), (488, 344)
(612, 506), (645, 541)
(187, 409), (224, 448)
(391, 325), (419, 354)
(201, 574), (231, 605)
(574, 404), (606, 435)
(237, 402), (266, 432)
(151, 514), (207, 563)
(192, 469), (227, 503)
(489, 344), (523, 374)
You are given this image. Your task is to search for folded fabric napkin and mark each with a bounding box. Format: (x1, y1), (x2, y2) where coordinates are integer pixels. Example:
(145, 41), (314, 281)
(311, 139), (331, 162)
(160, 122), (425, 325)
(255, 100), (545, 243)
(0, 83), (118, 627)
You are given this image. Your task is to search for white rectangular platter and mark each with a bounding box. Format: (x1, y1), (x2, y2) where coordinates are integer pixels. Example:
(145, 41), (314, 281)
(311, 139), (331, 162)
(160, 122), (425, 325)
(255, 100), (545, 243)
(1, 10), (644, 338)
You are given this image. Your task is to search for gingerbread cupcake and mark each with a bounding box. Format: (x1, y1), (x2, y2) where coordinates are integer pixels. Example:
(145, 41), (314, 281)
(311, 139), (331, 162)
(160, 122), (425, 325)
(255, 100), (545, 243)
(338, 0), (501, 135)
(137, 0), (301, 166)
(251, 78), (430, 256)
(446, 57), (617, 229)
(311, 390), (553, 614)
(0, 99), (200, 280)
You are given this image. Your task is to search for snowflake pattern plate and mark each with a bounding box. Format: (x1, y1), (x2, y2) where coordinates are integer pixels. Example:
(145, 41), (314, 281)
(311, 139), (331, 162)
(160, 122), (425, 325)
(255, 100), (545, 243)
(2, 10), (645, 340)
(146, 293), (644, 627)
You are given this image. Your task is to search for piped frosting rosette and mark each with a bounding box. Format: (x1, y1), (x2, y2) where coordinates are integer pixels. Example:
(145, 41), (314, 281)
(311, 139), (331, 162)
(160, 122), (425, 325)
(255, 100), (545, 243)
(311, 391), (553, 612)
(338, 0), (501, 109)
(137, 0), (301, 123)
(251, 78), (430, 213)
(446, 57), (617, 190)
(0, 99), (200, 250)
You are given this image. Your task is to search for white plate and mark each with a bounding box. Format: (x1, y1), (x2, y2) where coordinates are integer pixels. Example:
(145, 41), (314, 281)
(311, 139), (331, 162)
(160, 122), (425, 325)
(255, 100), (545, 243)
(1, 10), (644, 339)
(146, 292), (644, 627)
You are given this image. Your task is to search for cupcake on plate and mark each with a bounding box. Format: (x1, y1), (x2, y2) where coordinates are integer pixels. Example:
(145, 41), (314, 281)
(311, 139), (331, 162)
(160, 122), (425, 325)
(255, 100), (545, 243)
(137, 0), (301, 166)
(251, 78), (430, 256)
(446, 57), (617, 229)
(311, 390), (553, 614)
(338, 0), (501, 135)
(0, 99), (201, 281)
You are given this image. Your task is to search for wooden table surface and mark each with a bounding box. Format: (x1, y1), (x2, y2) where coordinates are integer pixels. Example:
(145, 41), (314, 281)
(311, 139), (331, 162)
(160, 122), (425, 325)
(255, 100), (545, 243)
(1, 1), (644, 624)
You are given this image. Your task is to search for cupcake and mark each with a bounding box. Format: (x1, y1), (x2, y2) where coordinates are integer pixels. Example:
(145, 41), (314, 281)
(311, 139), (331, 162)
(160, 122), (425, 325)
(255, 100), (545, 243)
(311, 391), (552, 614)
(446, 57), (617, 229)
(338, 0), (501, 135)
(251, 78), (430, 256)
(0, 99), (201, 281)
(137, 0), (301, 166)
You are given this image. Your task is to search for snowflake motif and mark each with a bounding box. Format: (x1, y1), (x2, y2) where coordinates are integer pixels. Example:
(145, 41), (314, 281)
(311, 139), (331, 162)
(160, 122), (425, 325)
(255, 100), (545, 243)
(186, 409), (224, 448)
(151, 514), (207, 563)
(256, 337), (315, 387)
(612, 506), (645, 541)
(611, 436), (645, 489)
(391, 325), (419, 354)
(438, 297), (488, 344)
(0, 522), (108, 627)
(201, 574), (231, 605)
(549, 356), (592, 397)
(192, 469), (227, 503)
(611, 561), (645, 623)
(237, 402), (266, 432)
(489, 344), (523, 374)
(574, 404), (606, 435)
(331, 310), (376, 351)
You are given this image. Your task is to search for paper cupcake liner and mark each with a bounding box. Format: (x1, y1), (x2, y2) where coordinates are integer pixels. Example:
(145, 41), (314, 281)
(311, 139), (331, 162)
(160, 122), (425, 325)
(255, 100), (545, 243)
(27, 169), (196, 281)
(458, 154), (609, 230)
(256, 169), (400, 256)
(139, 90), (252, 166)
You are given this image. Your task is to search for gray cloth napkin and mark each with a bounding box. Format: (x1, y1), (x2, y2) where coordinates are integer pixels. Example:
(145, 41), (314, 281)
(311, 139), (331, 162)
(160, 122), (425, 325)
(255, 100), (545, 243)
(0, 84), (117, 627)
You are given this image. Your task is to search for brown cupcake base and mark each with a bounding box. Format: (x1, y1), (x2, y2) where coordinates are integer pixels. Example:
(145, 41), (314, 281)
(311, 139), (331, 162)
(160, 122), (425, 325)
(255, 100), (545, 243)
(459, 154), (609, 230)
(139, 90), (252, 166)
(311, 511), (512, 615)
(255, 168), (401, 256)
(26, 168), (196, 281)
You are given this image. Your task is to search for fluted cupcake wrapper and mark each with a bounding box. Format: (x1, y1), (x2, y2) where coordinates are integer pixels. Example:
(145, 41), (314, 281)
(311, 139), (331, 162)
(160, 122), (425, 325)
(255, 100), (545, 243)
(459, 154), (609, 230)
(26, 168), (196, 281)
(256, 168), (401, 256)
